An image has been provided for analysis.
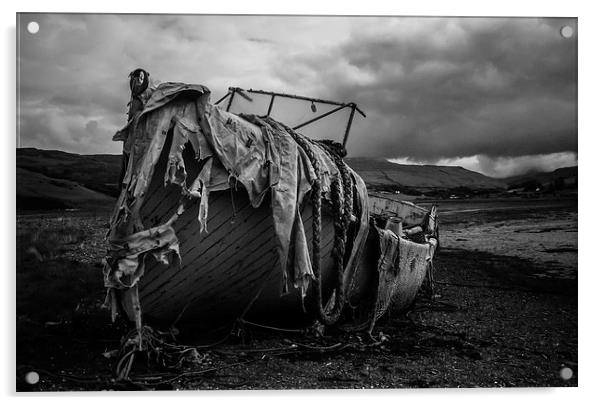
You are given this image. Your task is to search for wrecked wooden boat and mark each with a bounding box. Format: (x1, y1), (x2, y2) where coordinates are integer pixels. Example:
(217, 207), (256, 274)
(104, 76), (439, 335)
(343, 195), (438, 332)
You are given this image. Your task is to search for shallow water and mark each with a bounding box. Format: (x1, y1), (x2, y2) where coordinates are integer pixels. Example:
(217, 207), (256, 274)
(436, 198), (577, 279)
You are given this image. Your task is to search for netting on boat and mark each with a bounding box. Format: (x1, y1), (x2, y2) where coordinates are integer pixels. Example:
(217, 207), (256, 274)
(339, 211), (439, 333)
(372, 230), (436, 321)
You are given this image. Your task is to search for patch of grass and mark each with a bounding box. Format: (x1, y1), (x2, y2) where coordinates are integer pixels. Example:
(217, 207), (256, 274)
(17, 218), (89, 263)
(16, 215), (108, 322)
(17, 257), (104, 323)
(17, 237), (105, 327)
(16, 254), (128, 392)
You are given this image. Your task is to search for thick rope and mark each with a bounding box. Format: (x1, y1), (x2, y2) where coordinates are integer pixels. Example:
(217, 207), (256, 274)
(313, 139), (354, 323)
(240, 115), (355, 326)
(284, 128), (352, 326)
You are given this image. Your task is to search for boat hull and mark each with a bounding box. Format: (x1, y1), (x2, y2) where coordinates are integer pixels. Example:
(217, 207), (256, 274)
(135, 145), (338, 328)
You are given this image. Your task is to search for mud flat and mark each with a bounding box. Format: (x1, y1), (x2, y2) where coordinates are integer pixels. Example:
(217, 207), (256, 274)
(437, 197), (577, 280)
(16, 197), (577, 390)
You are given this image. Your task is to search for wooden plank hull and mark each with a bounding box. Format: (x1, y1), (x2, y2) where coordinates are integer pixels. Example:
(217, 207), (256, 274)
(111, 143), (436, 332)
(135, 147), (337, 328)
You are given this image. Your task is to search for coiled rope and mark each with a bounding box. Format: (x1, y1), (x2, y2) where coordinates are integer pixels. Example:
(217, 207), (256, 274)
(239, 114), (355, 326)
(282, 126), (354, 326)
(314, 139), (354, 323)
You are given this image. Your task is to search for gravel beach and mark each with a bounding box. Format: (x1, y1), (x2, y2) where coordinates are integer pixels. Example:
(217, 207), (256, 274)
(16, 197), (577, 390)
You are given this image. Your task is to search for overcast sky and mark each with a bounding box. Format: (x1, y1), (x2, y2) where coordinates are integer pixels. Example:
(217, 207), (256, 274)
(17, 14), (577, 177)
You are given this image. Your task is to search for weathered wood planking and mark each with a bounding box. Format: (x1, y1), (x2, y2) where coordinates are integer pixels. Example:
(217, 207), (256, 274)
(136, 147), (337, 325)
(368, 194), (428, 227)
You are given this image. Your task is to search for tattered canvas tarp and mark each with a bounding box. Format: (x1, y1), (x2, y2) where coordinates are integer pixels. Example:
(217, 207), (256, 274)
(104, 82), (370, 328)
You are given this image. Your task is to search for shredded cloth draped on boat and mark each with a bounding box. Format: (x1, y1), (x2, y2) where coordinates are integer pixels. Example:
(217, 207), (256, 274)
(104, 82), (369, 325)
(371, 228), (438, 322)
(341, 222), (438, 333)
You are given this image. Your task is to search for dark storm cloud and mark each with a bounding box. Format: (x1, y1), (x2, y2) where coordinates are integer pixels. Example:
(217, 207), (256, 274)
(271, 17), (577, 161)
(17, 15), (576, 175)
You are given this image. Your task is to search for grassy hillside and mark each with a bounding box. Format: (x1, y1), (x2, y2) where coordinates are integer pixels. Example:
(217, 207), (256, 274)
(345, 157), (507, 195)
(17, 148), (122, 198)
(17, 167), (115, 211)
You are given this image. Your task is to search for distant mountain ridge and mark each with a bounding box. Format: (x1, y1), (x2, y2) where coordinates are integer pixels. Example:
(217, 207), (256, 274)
(503, 166), (577, 189)
(16, 148), (574, 211)
(345, 157), (507, 195)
